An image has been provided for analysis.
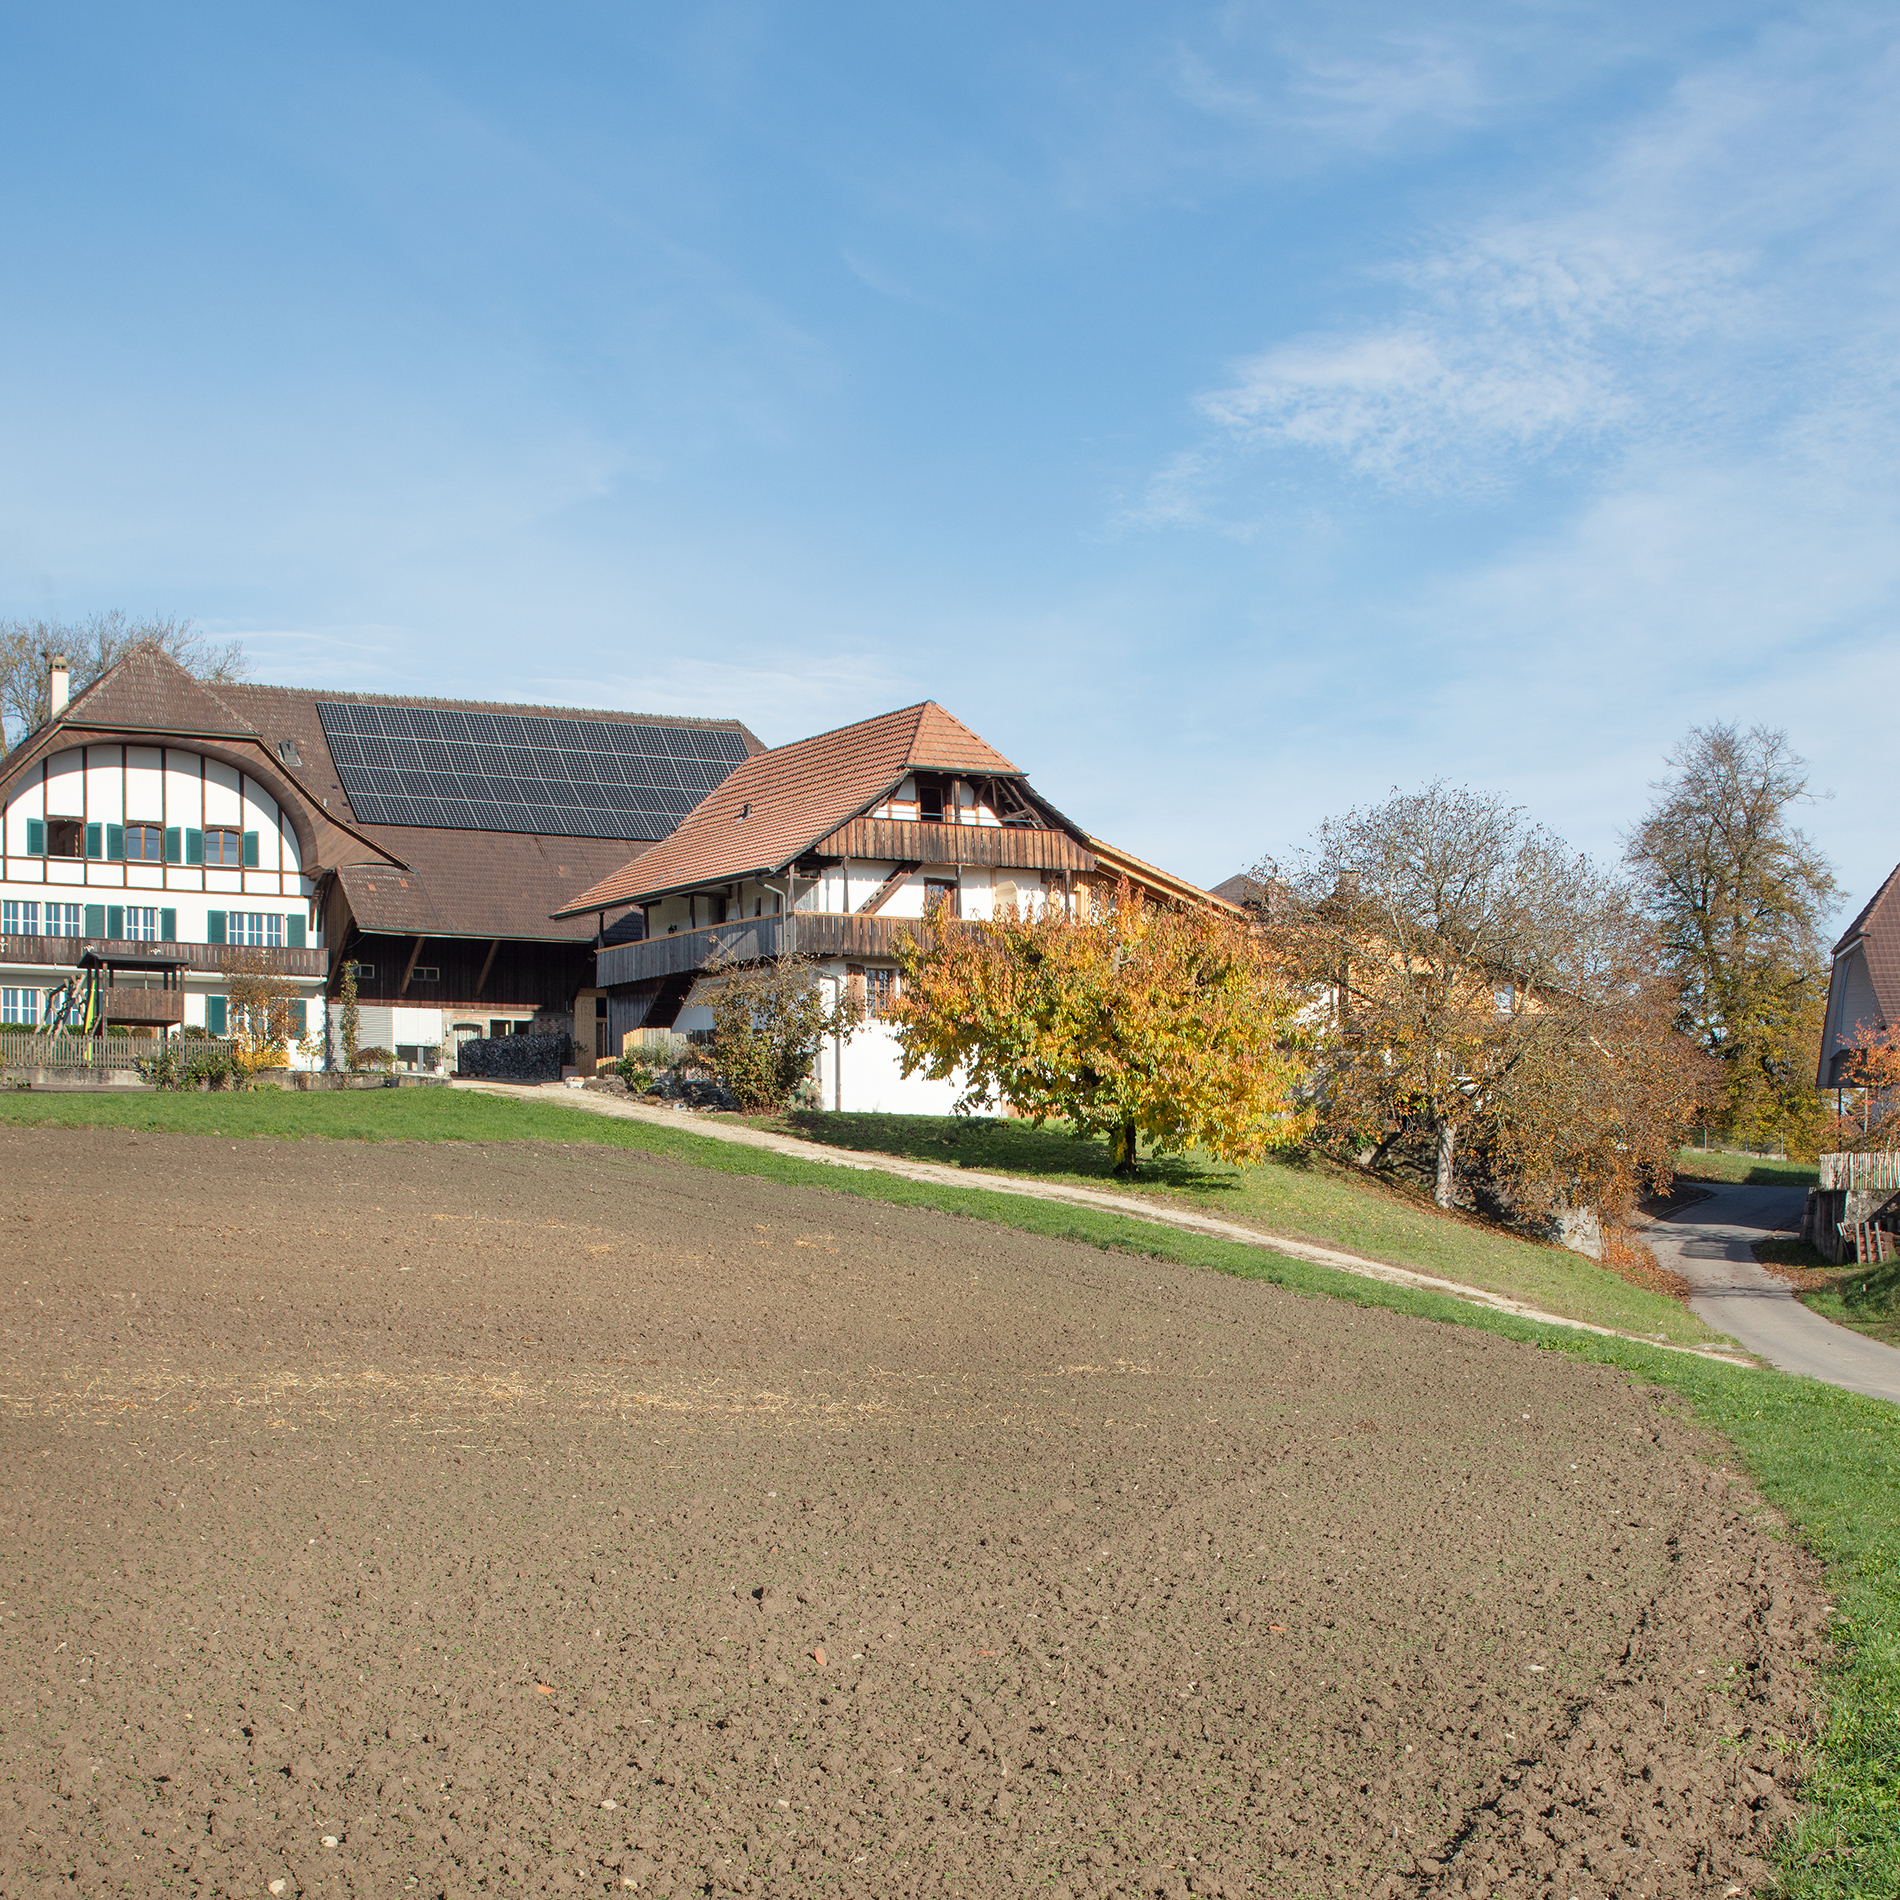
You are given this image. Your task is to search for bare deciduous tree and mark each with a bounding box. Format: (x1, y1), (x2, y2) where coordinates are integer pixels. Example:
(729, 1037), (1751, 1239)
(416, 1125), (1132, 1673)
(1261, 783), (1710, 1215)
(0, 612), (246, 745)
(1624, 723), (1839, 1153)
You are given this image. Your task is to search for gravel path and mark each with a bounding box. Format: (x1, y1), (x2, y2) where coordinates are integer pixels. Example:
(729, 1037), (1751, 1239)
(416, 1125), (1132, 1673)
(1646, 1182), (1900, 1405)
(461, 1083), (1752, 1363)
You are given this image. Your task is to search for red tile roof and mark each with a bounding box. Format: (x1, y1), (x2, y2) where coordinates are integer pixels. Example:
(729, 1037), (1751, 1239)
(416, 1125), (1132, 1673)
(560, 702), (1025, 912)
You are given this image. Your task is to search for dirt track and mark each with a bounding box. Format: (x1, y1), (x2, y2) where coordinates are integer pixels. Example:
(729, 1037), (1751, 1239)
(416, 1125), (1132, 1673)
(0, 1129), (1829, 1899)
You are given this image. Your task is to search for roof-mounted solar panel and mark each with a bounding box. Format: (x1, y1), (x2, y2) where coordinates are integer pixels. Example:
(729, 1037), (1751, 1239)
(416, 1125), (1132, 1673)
(316, 702), (751, 838)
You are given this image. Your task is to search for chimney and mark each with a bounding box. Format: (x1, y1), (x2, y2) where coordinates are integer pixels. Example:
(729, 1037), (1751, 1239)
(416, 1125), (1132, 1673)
(48, 654), (70, 717)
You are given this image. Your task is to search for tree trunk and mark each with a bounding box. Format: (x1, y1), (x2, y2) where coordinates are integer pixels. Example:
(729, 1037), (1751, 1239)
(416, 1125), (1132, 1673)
(1112, 1118), (1139, 1176)
(1433, 1118), (1458, 1209)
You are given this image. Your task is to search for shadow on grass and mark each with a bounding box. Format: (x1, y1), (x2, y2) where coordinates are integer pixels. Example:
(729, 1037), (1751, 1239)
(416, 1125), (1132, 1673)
(771, 1109), (1249, 1196)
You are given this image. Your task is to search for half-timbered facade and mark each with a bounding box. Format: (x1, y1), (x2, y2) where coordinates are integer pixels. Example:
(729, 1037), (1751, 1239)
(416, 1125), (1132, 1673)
(0, 648), (758, 1066)
(559, 701), (1236, 1111)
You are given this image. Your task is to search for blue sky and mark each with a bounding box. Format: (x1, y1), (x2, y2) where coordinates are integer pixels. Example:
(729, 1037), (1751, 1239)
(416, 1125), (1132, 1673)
(3, 2), (1894, 914)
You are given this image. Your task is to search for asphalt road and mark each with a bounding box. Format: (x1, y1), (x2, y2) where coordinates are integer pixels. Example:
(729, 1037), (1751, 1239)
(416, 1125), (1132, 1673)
(1648, 1182), (1900, 1405)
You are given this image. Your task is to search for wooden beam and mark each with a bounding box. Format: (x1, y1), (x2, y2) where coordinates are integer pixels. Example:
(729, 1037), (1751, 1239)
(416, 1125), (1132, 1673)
(474, 937), (501, 997)
(855, 861), (921, 915)
(400, 935), (425, 994)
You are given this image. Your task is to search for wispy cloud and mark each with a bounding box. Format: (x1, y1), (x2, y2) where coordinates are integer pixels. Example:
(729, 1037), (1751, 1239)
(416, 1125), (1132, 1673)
(1151, 12), (1897, 505)
(1193, 229), (1742, 490)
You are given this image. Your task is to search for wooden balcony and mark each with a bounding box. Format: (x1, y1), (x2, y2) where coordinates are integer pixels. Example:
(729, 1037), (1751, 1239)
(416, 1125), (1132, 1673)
(0, 935), (328, 978)
(814, 816), (1095, 871)
(101, 988), (185, 1027)
(598, 911), (941, 987)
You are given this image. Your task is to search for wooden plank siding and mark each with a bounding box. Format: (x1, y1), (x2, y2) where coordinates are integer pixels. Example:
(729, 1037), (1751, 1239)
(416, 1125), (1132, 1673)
(598, 911), (942, 988)
(814, 817), (1094, 871)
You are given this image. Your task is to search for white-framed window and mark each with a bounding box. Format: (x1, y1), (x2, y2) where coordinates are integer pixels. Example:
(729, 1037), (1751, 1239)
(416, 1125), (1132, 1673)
(230, 912), (265, 947)
(125, 907), (160, 942)
(2, 900), (39, 936)
(1, 987), (39, 1026)
(266, 913), (284, 948)
(47, 903), (81, 937)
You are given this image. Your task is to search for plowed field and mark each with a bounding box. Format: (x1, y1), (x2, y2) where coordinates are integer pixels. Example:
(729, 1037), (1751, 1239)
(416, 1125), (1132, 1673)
(0, 1129), (1827, 1899)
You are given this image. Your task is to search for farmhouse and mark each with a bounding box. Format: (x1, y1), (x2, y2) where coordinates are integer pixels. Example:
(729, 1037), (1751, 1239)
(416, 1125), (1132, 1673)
(0, 647), (758, 1066)
(557, 701), (1235, 1112)
(1818, 860), (1899, 1092)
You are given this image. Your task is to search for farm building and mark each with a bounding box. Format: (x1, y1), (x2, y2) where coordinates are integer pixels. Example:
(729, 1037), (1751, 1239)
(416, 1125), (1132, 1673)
(0, 647), (758, 1066)
(557, 701), (1237, 1112)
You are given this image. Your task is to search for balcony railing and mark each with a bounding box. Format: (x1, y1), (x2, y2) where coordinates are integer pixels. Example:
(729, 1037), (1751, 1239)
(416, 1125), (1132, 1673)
(597, 911), (940, 988)
(0, 935), (328, 978)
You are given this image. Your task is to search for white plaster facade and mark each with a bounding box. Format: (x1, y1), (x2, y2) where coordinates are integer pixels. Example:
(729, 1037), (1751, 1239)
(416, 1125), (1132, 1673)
(0, 743), (328, 1059)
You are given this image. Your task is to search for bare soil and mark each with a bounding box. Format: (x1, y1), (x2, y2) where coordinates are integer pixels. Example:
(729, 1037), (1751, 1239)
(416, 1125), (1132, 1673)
(0, 1129), (1830, 1900)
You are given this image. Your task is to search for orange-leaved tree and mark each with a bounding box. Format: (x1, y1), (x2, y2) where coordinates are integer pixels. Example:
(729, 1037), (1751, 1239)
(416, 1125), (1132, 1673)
(1823, 1021), (1900, 1150)
(890, 879), (1307, 1174)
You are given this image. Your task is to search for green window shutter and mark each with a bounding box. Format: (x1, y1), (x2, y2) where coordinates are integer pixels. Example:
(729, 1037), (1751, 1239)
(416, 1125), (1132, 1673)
(25, 819), (44, 855)
(185, 828), (203, 866)
(160, 908), (177, 943)
(207, 911), (226, 945)
(288, 915), (306, 949)
(164, 827), (181, 863)
(291, 1000), (308, 1036)
(206, 996), (227, 1036)
(105, 824), (124, 861)
(106, 905), (124, 941)
(85, 823), (102, 859)
(242, 831), (260, 868)
(84, 904), (105, 938)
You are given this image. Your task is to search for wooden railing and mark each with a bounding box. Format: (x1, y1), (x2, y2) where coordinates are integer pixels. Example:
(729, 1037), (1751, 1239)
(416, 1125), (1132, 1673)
(0, 935), (328, 977)
(597, 911), (940, 988)
(815, 816), (1094, 871)
(0, 1032), (239, 1075)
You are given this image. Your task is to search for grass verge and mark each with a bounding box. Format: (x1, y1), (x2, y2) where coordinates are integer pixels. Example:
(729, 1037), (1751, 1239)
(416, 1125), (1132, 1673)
(758, 1108), (1720, 1345)
(2, 1087), (1895, 1892)
(1678, 1146), (1820, 1188)
(1756, 1238), (1900, 1354)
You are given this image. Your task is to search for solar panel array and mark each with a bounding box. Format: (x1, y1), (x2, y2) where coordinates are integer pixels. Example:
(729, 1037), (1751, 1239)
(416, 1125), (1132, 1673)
(316, 702), (752, 838)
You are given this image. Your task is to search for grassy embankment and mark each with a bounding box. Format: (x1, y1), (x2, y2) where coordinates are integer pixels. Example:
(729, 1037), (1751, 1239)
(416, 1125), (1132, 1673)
(2, 1087), (1895, 1895)
(1677, 1145), (1821, 1187)
(761, 1108), (1722, 1346)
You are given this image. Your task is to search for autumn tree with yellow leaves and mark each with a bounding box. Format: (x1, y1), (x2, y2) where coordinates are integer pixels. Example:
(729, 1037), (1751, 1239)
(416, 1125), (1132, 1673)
(890, 880), (1308, 1174)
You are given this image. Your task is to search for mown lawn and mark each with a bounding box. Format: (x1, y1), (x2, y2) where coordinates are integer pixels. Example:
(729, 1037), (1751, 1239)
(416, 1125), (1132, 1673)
(765, 1108), (1722, 1347)
(1677, 1145), (1820, 1187)
(1, 1083), (1895, 1895)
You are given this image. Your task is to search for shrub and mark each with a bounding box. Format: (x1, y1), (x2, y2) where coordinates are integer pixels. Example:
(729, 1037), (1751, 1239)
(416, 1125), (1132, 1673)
(139, 1038), (241, 1091)
(706, 953), (857, 1113)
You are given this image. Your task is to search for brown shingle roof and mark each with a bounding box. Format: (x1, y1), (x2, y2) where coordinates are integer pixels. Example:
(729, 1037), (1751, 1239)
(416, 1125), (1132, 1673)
(63, 645), (257, 736)
(336, 833), (659, 940)
(560, 702), (1024, 913)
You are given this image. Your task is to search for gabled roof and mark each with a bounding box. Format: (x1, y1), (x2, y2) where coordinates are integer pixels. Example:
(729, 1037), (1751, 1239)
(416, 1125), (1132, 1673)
(62, 644), (256, 736)
(559, 702), (1026, 913)
(0, 645), (763, 944)
(1831, 860), (1900, 1028)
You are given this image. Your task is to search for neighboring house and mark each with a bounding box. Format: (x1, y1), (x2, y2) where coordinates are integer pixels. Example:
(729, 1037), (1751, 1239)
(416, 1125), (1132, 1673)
(556, 701), (1237, 1113)
(1818, 861), (1900, 1092)
(0, 647), (758, 1067)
